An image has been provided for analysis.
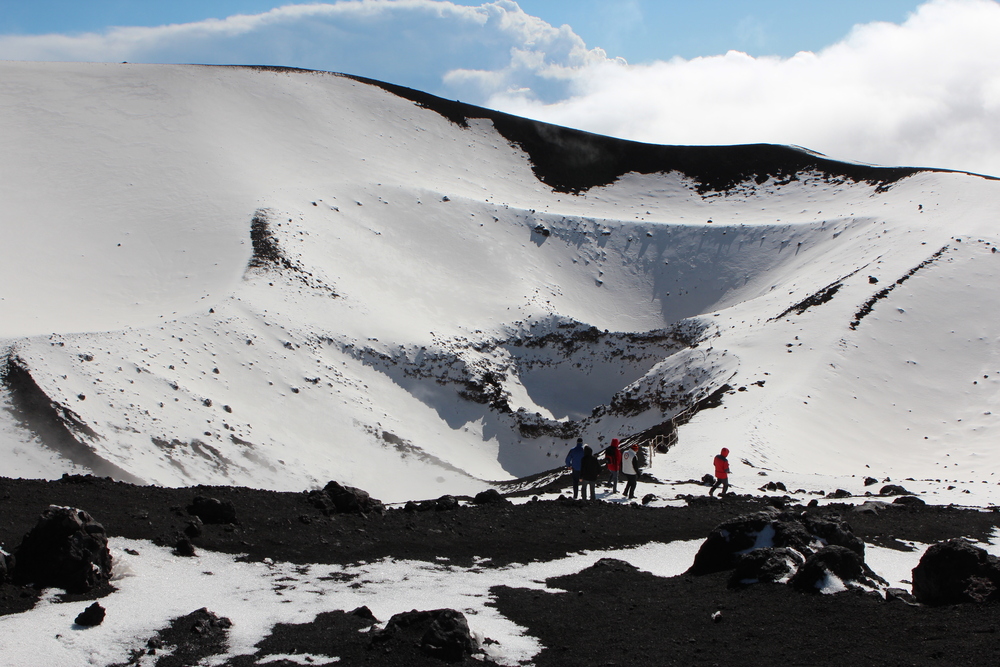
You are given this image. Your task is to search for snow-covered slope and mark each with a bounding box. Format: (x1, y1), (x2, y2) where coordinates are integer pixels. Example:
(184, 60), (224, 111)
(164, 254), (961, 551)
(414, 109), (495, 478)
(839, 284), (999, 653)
(2, 61), (998, 503)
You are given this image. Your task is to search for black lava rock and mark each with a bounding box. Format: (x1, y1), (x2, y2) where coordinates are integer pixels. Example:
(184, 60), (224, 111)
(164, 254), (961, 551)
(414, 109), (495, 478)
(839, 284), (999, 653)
(473, 489), (509, 505)
(11, 505), (112, 593)
(75, 602), (106, 626)
(323, 481), (385, 515)
(372, 608), (477, 662)
(912, 538), (1000, 605)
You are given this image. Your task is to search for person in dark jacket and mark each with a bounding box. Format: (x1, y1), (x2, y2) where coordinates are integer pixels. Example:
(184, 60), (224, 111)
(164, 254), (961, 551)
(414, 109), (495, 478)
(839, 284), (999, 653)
(709, 447), (731, 497)
(580, 446), (601, 500)
(565, 438), (585, 499)
(605, 438), (623, 493)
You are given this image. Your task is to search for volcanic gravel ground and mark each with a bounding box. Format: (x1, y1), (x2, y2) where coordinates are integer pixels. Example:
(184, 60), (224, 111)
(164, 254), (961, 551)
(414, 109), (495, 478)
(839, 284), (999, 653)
(2, 475), (1000, 666)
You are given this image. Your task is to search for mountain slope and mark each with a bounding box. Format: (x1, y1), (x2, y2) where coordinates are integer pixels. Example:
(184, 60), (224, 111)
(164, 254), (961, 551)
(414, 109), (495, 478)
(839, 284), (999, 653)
(1, 62), (998, 502)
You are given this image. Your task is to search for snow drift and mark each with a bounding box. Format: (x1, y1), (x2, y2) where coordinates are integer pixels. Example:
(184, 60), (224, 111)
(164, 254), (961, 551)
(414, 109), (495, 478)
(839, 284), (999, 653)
(2, 61), (999, 502)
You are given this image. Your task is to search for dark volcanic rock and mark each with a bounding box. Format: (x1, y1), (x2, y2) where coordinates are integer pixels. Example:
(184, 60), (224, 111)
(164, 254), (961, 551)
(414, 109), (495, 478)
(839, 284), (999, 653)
(323, 481), (385, 515)
(187, 496), (237, 524)
(372, 608), (477, 662)
(11, 505), (112, 593)
(473, 489), (509, 505)
(879, 484), (911, 496)
(789, 545), (882, 593)
(912, 538), (1000, 605)
(892, 495), (926, 506)
(74, 601), (106, 626)
(434, 495), (460, 511)
(728, 547), (804, 587)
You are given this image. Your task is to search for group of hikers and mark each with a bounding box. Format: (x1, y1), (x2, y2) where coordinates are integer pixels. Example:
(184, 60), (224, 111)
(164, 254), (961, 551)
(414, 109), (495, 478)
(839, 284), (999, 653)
(564, 438), (731, 501)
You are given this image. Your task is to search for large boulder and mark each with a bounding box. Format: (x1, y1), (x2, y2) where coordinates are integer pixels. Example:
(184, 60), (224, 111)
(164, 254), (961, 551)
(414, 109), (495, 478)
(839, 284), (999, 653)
(912, 538), (1000, 605)
(323, 481), (385, 515)
(371, 609), (477, 662)
(12, 505), (112, 593)
(688, 510), (862, 576)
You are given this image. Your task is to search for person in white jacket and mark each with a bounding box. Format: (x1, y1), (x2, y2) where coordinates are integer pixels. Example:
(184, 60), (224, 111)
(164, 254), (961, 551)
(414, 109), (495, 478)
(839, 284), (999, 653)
(621, 444), (640, 499)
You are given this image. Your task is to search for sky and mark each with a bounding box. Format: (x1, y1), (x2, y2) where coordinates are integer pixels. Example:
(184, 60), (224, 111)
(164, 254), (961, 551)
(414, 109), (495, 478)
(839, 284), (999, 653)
(1, 0), (999, 175)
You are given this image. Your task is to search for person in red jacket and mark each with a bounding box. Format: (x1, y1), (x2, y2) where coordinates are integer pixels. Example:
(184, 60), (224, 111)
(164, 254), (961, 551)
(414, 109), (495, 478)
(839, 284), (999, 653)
(604, 438), (623, 494)
(709, 447), (730, 497)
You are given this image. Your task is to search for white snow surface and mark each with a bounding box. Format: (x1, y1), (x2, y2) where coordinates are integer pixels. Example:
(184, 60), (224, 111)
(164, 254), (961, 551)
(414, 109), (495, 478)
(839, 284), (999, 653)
(2, 61), (1000, 506)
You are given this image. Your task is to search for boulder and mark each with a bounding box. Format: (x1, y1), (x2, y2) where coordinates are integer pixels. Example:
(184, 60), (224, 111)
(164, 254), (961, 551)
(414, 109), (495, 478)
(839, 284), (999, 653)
(187, 496), (237, 524)
(434, 495), (460, 511)
(689, 510), (813, 575)
(371, 609), (477, 662)
(789, 545), (884, 593)
(12, 505), (112, 593)
(893, 495), (926, 507)
(75, 602), (106, 626)
(826, 489), (852, 499)
(472, 489), (509, 505)
(912, 538), (1000, 605)
(323, 481), (385, 515)
(879, 484), (911, 496)
(689, 511), (866, 579)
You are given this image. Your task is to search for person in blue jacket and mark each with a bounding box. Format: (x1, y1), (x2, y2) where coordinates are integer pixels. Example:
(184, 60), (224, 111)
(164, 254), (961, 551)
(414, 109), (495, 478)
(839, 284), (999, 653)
(565, 437), (585, 499)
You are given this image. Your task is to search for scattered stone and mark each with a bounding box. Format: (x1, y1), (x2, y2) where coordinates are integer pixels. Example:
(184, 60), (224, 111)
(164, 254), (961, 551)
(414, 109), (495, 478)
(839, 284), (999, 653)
(184, 516), (204, 538)
(641, 493), (658, 505)
(11, 505), (112, 593)
(187, 496), (237, 524)
(75, 602), (106, 626)
(880, 484), (911, 496)
(174, 536), (197, 557)
(701, 474), (715, 486)
(863, 476), (879, 486)
(912, 538), (1000, 605)
(759, 481), (787, 492)
(885, 587), (918, 605)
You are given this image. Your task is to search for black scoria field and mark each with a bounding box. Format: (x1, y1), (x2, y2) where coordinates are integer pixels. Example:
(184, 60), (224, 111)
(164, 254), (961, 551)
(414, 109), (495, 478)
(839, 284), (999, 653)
(2, 474), (1000, 666)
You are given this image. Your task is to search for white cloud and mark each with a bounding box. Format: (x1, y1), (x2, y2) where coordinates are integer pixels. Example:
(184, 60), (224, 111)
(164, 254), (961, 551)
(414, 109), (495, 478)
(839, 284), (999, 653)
(486, 0), (1000, 177)
(1, 0), (999, 176)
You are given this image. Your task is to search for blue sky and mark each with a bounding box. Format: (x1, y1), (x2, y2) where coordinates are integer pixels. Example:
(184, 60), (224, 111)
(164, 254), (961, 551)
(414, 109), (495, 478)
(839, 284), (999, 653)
(1, 0), (999, 176)
(0, 1), (924, 62)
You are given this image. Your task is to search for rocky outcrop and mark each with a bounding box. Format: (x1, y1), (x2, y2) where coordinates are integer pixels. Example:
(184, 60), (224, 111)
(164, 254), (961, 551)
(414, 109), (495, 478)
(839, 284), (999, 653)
(689, 510), (879, 593)
(11, 505), (112, 593)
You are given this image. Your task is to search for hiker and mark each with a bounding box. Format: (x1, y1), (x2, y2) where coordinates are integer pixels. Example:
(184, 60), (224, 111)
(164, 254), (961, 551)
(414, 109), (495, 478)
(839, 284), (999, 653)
(604, 438), (623, 493)
(565, 437), (585, 499)
(581, 446), (601, 500)
(709, 447), (731, 497)
(621, 443), (640, 500)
